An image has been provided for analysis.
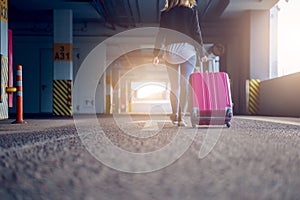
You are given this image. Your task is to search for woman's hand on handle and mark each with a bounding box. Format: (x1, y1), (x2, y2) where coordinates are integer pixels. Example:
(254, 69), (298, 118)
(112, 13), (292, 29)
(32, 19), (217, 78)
(153, 56), (160, 65)
(201, 56), (208, 63)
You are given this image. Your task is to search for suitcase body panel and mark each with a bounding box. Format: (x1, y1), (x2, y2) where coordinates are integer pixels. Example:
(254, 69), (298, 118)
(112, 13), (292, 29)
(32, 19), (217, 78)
(189, 72), (233, 127)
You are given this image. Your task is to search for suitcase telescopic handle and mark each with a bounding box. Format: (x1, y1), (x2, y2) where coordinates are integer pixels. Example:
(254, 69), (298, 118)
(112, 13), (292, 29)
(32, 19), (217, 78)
(196, 57), (219, 73)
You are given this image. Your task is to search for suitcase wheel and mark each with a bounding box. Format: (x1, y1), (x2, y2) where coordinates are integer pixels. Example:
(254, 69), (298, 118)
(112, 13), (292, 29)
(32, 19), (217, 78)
(191, 107), (199, 128)
(226, 122), (231, 128)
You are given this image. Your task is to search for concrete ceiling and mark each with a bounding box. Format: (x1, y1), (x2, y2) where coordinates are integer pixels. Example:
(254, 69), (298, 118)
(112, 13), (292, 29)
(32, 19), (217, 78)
(9, 0), (280, 26)
(222, 0), (280, 18)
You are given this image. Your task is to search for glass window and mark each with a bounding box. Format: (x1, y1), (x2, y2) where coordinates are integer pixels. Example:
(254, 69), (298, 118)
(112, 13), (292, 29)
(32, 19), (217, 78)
(277, 0), (300, 76)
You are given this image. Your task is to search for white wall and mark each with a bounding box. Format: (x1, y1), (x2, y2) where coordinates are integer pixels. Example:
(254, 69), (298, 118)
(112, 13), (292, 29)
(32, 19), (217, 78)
(12, 37), (52, 113)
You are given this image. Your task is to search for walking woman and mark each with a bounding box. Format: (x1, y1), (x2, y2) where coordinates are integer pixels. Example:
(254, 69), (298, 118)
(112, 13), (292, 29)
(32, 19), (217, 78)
(153, 0), (207, 126)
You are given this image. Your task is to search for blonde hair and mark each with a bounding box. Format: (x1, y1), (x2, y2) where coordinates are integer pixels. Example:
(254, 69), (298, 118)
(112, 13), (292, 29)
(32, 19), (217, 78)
(163, 0), (196, 11)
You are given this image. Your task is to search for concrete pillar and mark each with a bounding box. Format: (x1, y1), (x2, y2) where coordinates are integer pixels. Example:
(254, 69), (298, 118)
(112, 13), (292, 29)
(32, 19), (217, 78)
(53, 10), (73, 116)
(105, 69), (113, 114)
(112, 69), (120, 113)
(0, 0), (8, 119)
(120, 78), (127, 113)
(96, 74), (105, 114)
(127, 80), (132, 112)
(249, 10), (270, 80)
(245, 10), (271, 115)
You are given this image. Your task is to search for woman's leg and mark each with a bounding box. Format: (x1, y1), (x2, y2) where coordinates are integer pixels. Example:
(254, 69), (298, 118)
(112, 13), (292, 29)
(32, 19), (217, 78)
(166, 62), (180, 123)
(179, 55), (196, 119)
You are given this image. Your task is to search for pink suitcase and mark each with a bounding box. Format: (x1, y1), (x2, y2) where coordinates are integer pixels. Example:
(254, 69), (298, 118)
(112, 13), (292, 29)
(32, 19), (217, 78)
(189, 72), (233, 128)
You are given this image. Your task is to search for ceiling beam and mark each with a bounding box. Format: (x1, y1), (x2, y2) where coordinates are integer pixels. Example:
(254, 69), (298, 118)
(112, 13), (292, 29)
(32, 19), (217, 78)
(125, 0), (136, 26)
(135, 0), (141, 24)
(91, 0), (116, 29)
(201, 0), (230, 20)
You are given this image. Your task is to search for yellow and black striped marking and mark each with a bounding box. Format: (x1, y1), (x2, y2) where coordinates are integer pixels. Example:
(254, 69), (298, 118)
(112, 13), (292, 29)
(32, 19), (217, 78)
(0, 55), (8, 119)
(53, 80), (72, 116)
(248, 79), (260, 115)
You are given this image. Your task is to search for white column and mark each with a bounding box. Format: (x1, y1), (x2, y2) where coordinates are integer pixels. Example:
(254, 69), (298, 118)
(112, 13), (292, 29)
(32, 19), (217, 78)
(249, 10), (270, 80)
(52, 10), (73, 116)
(53, 9), (73, 80)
